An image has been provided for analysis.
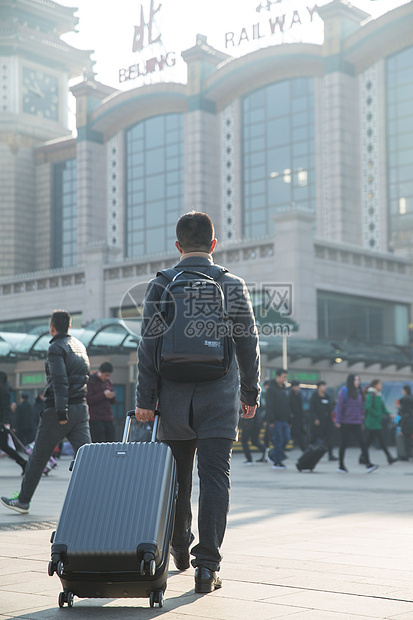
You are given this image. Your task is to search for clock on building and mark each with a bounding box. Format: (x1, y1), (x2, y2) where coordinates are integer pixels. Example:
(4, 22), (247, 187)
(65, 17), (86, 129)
(22, 67), (59, 121)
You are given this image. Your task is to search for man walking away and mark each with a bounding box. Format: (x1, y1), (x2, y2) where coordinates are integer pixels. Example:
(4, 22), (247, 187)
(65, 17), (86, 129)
(135, 211), (260, 594)
(87, 362), (117, 442)
(309, 381), (338, 461)
(264, 369), (292, 470)
(1, 310), (91, 514)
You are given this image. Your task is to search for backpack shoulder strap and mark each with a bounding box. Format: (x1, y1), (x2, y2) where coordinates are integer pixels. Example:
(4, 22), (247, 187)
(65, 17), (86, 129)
(158, 265), (228, 283)
(157, 268), (179, 282)
(207, 264), (228, 281)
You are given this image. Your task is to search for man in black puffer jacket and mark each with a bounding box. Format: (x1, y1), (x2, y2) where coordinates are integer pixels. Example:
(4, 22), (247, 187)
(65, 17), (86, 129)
(1, 310), (91, 514)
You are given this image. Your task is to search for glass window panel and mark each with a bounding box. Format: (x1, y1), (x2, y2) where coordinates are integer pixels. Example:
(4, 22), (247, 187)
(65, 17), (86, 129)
(268, 178), (291, 203)
(166, 115), (179, 130)
(251, 151), (265, 167)
(251, 209), (266, 223)
(250, 222), (267, 236)
(250, 108), (265, 123)
(146, 176), (165, 200)
(166, 183), (181, 197)
(292, 97), (307, 113)
(146, 148), (165, 173)
(267, 146), (291, 176)
(145, 117), (165, 147)
(292, 127), (308, 142)
(267, 118), (290, 147)
(146, 228), (165, 252)
(250, 165), (264, 181)
(293, 111), (308, 127)
(397, 99), (413, 118)
(166, 144), (179, 158)
(250, 194), (266, 209)
(292, 186), (310, 202)
(146, 201), (164, 227)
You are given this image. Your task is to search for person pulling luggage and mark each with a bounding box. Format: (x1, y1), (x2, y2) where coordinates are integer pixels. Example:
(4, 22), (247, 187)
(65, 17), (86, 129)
(135, 211), (260, 594)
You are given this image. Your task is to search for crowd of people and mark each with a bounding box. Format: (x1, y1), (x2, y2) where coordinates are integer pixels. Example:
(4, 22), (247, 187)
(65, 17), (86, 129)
(240, 370), (413, 473)
(0, 212), (412, 595)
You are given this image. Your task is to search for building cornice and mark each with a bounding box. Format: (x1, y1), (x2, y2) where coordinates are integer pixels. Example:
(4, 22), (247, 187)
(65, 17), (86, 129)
(342, 2), (413, 73)
(203, 43), (324, 110)
(89, 83), (187, 139)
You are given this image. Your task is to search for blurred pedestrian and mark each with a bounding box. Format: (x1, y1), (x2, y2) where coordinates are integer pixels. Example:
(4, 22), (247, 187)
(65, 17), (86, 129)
(266, 369), (292, 470)
(86, 362), (117, 442)
(0, 371), (27, 474)
(398, 384), (413, 460)
(289, 380), (307, 452)
(309, 381), (337, 461)
(15, 393), (34, 445)
(335, 373), (378, 474)
(362, 380), (397, 465)
(1, 309), (91, 514)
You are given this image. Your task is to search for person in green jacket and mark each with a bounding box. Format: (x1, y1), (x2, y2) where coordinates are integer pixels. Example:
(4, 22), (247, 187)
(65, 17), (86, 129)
(362, 379), (397, 465)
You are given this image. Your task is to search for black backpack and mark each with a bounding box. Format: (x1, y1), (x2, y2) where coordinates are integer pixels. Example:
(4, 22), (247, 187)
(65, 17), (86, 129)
(153, 266), (233, 383)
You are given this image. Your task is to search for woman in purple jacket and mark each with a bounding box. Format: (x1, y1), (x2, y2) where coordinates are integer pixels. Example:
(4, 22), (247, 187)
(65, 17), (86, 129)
(335, 374), (378, 474)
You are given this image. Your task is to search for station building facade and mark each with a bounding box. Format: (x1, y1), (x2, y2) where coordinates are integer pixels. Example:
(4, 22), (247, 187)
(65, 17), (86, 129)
(1, 0), (413, 412)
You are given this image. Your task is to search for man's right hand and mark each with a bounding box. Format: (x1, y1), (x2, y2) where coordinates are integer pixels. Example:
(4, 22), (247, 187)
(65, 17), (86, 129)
(135, 407), (155, 422)
(104, 390), (116, 399)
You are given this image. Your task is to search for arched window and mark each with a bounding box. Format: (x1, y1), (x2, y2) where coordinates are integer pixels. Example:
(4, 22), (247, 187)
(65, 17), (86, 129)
(387, 46), (413, 230)
(242, 77), (315, 237)
(125, 113), (184, 257)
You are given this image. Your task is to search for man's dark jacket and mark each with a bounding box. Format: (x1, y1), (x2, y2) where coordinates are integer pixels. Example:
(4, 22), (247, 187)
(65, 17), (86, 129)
(289, 390), (304, 421)
(0, 384), (11, 426)
(136, 254), (260, 441)
(15, 401), (33, 436)
(265, 380), (292, 424)
(309, 391), (333, 422)
(44, 333), (90, 421)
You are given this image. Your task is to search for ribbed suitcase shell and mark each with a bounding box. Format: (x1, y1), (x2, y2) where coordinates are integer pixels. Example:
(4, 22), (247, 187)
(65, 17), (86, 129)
(51, 440), (176, 599)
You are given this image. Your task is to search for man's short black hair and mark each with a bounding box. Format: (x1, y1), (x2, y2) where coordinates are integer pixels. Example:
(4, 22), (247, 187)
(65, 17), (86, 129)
(403, 384), (411, 395)
(100, 362), (113, 373)
(317, 380), (327, 388)
(21, 393), (29, 400)
(290, 380), (300, 387)
(50, 310), (71, 333)
(276, 368), (287, 377)
(176, 211), (214, 252)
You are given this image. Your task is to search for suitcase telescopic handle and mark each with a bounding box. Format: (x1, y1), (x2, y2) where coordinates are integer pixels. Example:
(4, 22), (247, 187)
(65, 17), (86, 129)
(122, 410), (159, 443)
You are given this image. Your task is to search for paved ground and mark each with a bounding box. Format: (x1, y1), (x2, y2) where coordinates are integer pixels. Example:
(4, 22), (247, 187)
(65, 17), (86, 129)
(0, 445), (413, 619)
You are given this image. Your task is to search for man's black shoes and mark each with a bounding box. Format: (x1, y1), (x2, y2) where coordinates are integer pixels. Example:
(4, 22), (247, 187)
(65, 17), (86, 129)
(170, 548), (190, 571)
(194, 566), (222, 593)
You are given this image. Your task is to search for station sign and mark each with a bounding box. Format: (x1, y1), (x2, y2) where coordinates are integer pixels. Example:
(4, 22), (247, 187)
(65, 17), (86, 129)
(119, 0), (177, 84)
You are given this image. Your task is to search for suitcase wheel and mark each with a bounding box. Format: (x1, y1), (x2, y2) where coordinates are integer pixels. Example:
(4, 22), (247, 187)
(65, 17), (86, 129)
(149, 590), (164, 608)
(57, 560), (65, 577)
(140, 557), (156, 576)
(48, 561), (54, 576)
(58, 591), (74, 608)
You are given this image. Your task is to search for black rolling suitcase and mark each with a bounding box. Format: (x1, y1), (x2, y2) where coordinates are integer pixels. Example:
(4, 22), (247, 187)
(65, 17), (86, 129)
(296, 443), (327, 472)
(49, 411), (177, 609)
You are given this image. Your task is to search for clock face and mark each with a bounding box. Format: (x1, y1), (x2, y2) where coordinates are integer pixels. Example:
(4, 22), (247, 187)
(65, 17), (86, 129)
(22, 67), (59, 121)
